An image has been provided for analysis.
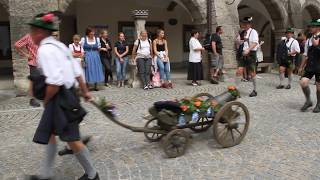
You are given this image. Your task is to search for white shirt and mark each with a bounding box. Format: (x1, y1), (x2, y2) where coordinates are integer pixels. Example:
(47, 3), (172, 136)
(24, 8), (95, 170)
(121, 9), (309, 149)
(189, 37), (203, 63)
(286, 37), (300, 56)
(37, 37), (83, 89)
(244, 28), (259, 51)
(134, 39), (151, 57)
(304, 38), (312, 57)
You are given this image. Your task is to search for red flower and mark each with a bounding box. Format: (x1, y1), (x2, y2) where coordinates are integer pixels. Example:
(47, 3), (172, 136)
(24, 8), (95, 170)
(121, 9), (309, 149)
(42, 13), (55, 23)
(228, 86), (236, 91)
(180, 105), (189, 112)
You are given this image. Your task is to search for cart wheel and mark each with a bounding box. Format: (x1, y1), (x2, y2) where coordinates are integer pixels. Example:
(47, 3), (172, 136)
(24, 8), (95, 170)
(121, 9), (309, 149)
(213, 101), (249, 148)
(190, 116), (212, 133)
(144, 119), (165, 142)
(162, 129), (190, 158)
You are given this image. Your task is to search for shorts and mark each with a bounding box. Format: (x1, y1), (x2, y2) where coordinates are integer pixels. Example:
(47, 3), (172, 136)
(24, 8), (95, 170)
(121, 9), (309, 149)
(209, 53), (224, 69)
(279, 56), (294, 69)
(303, 71), (320, 83)
(238, 51), (257, 72)
(29, 65), (40, 76)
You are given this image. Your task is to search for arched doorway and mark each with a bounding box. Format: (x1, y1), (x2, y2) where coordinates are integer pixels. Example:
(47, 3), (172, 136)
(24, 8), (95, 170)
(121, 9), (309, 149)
(302, 1), (320, 27)
(59, 0), (204, 65)
(0, 2), (13, 89)
(237, 0), (287, 63)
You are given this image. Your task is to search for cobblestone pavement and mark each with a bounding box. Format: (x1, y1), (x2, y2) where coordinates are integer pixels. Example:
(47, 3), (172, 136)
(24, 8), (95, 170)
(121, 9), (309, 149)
(0, 72), (320, 180)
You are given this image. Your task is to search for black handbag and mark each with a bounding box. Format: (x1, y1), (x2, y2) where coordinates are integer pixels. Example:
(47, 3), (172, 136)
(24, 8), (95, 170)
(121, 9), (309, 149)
(59, 87), (87, 123)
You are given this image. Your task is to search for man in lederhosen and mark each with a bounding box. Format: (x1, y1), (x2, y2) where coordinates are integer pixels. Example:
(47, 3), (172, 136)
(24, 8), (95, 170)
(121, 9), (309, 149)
(299, 19), (320, 113)
(235, 17), (259, 97)
(276, 28), (300, 90)
(26, 13), (99, 180)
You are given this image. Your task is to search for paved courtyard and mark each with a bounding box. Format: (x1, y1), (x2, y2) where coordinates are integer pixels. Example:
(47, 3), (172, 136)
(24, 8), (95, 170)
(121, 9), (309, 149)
(0, 72), (320, 180)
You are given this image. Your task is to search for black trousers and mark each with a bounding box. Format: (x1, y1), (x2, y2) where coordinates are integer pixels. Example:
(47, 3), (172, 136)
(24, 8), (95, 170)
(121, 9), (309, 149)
(137, 58), (152, 86)
(101, 57), (113, 83)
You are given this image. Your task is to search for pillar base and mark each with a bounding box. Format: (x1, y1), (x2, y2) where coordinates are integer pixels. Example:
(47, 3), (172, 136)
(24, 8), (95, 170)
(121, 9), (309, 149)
(128, 64), (142, 88)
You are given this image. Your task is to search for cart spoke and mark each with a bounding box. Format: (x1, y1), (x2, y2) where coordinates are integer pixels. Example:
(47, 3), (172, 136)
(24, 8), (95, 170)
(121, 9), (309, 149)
(230, 129), (235, 142)
(234, 128), (243, 136)
(217, 126), (228, 138)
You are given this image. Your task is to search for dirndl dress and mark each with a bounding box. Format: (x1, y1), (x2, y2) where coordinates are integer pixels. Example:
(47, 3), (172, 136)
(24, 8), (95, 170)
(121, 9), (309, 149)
(83, 37), (105, 83)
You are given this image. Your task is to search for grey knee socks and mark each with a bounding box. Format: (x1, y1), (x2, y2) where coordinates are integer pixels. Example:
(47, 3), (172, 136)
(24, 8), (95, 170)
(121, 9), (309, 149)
(235, 76), (241, 88)
(280, 73), (285, 85)
(75, 147), (97, 179)
(39, 143), (57, 179)
(252, 76), (257, 91)
(302, 86), (311, 102)
(288, 74), (293, 85)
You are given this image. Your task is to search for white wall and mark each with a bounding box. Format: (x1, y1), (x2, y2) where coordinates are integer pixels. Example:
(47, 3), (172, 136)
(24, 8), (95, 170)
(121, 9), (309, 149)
(62, 0), (194, 63)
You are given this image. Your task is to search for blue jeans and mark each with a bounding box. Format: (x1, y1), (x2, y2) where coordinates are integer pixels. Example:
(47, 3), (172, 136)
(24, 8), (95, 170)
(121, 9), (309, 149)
(115, 56), (128, 81)
(157, 57), (171, 81)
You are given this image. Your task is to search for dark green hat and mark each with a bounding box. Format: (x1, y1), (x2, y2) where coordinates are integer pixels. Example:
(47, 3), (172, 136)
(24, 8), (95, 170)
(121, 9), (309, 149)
(308, 19), (320, 27)
(28, 13), (58, 31)
(285, 27), (294, 33)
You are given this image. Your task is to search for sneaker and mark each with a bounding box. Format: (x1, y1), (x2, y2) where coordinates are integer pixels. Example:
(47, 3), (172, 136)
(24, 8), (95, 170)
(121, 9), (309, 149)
(25, 175), (51, 180)
(313, 104), (320, 113)
(29, 98), (40, 107)
(301, 101), (313, 112)
(285, 85), (291, 89)
(276, 85), (284, 89)
(191, 82), (198, 86)
(143, 85), (149, 90)
(148, 84), (154, 89)
(78, 173), (100, 180)
(249, 90), (257, 97)
(210, 78), (219, 84)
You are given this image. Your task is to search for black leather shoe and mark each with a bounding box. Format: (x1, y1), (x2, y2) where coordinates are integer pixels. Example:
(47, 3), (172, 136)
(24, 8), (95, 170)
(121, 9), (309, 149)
(313, 104), (320, 113)
(78, 173), (100, 180)
(29, 99), (40, 107)
(25, 175), (51, 180)
(276, 85), (284, 89)
(301, 101), (313, 112)
(285, 85), (291, 89)
(249, 90), (257, 97)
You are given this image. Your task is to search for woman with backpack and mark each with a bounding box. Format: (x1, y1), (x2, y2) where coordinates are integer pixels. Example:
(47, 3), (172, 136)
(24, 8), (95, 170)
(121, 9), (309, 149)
(132, 30), (154, 90)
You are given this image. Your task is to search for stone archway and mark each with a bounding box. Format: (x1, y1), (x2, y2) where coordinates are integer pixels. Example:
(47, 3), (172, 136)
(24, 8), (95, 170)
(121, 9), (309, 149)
(301, 0), (320, 25)
(59, 0), (206, 24)
(236, 0), (288, 63)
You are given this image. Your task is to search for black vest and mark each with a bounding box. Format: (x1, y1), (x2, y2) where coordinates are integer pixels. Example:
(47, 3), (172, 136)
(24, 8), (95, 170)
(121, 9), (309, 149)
(306, 43), (320, 72)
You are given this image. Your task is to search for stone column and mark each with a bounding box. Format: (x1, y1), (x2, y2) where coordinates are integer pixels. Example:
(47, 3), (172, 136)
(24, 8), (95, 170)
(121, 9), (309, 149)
(9, 0), (59, 95)
(128, 10), (149, 88)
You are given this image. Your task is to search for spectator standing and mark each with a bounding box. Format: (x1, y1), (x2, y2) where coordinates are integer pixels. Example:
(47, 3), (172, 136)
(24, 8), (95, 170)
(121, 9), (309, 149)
(132, 30), (153, 90)
(81, 27), (104, 91)
(69, 34), (85, 80)
(15, 33), (40, 107)
(153, 29), (172, 88)
(188, 31), (205, 86)
(209, 26), (224, 84)
(114, 32), (129, 87)
(99, 30), (113, 87)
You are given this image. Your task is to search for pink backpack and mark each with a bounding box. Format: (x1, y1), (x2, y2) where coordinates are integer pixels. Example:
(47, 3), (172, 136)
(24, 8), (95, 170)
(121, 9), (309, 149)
(152, 71), (161, 88)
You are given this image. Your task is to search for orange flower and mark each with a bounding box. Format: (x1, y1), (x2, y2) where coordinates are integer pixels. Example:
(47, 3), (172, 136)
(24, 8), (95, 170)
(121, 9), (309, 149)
(180, 105), (189, 111)
(228, 86), (236, 91)
(194, 101), (202, 107)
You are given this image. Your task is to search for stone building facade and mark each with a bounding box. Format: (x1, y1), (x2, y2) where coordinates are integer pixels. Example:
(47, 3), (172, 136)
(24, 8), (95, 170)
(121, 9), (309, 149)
(0, 0), (319, 93)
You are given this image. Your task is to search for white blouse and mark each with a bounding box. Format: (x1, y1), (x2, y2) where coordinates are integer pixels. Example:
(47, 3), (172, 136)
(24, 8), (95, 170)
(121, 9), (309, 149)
(189, 37), (203, 63)
(80, 37), (101, 48)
